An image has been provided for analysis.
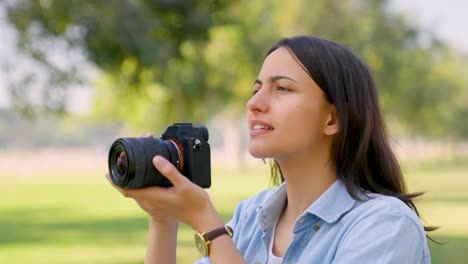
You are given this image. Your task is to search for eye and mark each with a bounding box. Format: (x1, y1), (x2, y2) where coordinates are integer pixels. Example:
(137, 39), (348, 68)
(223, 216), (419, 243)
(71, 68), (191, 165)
(277, 86), (291, 92)
(252, 88), (260, 96)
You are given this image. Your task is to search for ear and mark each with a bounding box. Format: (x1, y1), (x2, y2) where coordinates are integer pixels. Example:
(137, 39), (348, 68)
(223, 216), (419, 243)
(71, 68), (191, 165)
(323, 105), (339, 136)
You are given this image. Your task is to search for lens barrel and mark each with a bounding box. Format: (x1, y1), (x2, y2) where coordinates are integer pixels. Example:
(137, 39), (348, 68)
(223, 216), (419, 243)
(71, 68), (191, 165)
(108, 137), (179, 188)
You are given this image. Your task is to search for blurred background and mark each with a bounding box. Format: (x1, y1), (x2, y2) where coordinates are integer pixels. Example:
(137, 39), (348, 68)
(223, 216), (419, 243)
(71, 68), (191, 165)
(0, 0), (467, 263)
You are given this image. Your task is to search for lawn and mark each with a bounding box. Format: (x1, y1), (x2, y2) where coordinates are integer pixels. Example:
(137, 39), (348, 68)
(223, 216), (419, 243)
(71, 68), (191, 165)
(1, 152), (467, 263)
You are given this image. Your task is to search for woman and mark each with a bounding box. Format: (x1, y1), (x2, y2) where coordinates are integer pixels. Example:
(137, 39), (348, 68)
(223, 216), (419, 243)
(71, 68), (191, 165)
(107, 36), (432, 263)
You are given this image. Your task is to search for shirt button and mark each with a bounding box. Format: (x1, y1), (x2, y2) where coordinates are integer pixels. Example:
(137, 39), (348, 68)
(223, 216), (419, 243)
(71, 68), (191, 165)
(314, 225), (320, 232)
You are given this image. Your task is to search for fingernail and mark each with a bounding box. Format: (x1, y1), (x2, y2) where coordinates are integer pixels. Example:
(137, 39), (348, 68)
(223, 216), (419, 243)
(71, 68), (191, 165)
(153, 156), (165, 166)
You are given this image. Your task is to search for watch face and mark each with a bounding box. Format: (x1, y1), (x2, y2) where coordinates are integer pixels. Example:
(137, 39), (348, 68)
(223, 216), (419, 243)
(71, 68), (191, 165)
(194, 234), (208, 257)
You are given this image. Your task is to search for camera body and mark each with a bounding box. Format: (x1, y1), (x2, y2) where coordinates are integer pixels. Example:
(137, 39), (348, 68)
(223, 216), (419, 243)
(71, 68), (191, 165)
(108, 123), (211, 189)
(161, 123), (211, 188)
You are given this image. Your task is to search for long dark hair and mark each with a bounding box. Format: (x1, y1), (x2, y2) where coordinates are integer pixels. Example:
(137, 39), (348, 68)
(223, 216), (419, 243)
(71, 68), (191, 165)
(266, 36), (436, 233)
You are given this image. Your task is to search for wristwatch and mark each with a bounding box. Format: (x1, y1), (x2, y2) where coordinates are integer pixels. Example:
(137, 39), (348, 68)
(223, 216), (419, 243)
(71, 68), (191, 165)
(194, 225), (233, 257)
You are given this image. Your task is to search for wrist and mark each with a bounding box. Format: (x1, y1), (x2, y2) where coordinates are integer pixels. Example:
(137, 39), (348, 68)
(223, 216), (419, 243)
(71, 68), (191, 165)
(148, 215), (178, 228)
(194, 225), (233, 257)
(192, 207), (224, 233)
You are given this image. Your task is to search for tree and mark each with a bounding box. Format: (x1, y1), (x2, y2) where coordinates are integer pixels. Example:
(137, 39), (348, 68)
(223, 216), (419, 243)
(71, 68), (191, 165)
(256, 0), (468, 139)
(4, 0), (233, 124)
(4, 0), (468, 140)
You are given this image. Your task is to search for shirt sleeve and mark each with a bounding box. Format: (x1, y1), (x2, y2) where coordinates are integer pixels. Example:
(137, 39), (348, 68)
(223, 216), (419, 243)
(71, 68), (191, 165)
(332, 208), (430, 264)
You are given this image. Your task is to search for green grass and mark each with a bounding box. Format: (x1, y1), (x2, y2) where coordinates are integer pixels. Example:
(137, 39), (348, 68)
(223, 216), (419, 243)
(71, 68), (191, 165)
(1, 158), (467, 263)
(401, 159), (468, 263)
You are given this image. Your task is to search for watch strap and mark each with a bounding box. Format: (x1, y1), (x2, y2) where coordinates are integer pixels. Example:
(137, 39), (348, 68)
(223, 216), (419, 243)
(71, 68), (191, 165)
(204, 225), (233, 242)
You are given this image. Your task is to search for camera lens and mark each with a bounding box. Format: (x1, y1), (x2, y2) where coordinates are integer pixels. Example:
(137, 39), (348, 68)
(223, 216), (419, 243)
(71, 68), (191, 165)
(108, 137), (180, 189)
(115, 151), (128, 176)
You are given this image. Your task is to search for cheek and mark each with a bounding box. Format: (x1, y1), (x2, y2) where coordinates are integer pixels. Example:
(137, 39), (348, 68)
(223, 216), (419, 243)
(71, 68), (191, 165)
(281, 103), (323, 130)
(279, 103), (327, 143)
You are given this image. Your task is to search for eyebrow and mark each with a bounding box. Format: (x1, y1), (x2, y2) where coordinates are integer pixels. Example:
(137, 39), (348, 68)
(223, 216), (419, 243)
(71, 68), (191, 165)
(254, 75), (297, 85)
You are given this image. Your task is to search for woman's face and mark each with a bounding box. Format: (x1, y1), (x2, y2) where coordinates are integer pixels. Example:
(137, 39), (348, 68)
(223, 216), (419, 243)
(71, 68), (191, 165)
(246, 47), (335, 160)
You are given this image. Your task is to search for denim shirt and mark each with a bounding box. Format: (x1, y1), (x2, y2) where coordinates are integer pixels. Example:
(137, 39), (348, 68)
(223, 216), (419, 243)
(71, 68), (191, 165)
(194, 179), (431, 264)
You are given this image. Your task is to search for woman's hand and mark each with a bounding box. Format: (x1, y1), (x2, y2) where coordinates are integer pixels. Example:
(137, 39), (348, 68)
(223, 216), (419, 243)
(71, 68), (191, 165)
(105, 170), (176, 224)
(105, 132), (222, 231)
(106, 132), (169, 223)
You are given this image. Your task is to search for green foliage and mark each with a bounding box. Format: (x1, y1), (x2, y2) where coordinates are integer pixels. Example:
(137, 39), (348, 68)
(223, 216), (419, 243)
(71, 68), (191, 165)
(4, 0), (468, 138)
(5, 0), (234, 123)
(259, 0), (468, 139)
(7, 0), (231, 70)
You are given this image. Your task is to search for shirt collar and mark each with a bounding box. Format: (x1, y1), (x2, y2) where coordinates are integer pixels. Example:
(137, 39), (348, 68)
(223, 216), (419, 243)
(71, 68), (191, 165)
(257, 178), (356, 231)
(304, 178), (356, 224)
(257, 183), (287, 232)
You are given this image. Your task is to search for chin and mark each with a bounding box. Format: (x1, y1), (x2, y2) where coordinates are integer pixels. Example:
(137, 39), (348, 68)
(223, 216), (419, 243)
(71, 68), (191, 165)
(248, 145), (274, 159)
(248, 152), (268, 159)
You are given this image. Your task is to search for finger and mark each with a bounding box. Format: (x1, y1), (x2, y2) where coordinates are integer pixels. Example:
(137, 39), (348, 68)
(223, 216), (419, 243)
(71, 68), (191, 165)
(106, 172), (161, 200)
(153, 155), (188, 187)
(120, 185), (158, 199)
(105, 172), (128, 195)
(105, 173), (116, 187)
(105, 173), (110, 181)
(105, 172), (136, 197)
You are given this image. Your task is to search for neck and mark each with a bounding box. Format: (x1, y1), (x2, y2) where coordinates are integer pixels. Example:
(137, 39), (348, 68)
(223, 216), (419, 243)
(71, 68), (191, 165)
(276, 147), (337, 219)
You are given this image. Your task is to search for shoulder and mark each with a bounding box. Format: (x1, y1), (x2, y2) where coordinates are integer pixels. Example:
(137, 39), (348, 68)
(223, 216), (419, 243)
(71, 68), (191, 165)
(350, 193), (425, 232)
(344, 193), (427, 239)
(334, 193), (431, 263)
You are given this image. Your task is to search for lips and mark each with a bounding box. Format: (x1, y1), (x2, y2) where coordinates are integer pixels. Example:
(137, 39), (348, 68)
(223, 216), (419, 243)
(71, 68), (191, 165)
(249, 120), (274, 130)
(249, 120), (274, 136)
(252, 124), (273, 130)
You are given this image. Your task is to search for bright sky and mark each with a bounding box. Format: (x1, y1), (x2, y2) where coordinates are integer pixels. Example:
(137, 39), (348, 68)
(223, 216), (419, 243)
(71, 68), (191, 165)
(390, 0), (468, 52)
(1, 0), (468, 111)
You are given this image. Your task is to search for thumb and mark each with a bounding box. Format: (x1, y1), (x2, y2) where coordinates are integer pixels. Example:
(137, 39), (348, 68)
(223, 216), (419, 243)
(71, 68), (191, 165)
(153, 155), (188, 187)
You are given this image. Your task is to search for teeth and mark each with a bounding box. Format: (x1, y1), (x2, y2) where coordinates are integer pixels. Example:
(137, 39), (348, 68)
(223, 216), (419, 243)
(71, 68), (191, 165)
(253, 124), (272, 130)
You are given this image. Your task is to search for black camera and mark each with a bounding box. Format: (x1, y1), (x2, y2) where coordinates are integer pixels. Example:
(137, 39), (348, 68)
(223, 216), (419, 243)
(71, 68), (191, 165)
(108, 123), (211, 189)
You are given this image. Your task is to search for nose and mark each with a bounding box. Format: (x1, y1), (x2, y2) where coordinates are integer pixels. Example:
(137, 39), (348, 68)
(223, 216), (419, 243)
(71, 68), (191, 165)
(246, 89), (269, 113)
